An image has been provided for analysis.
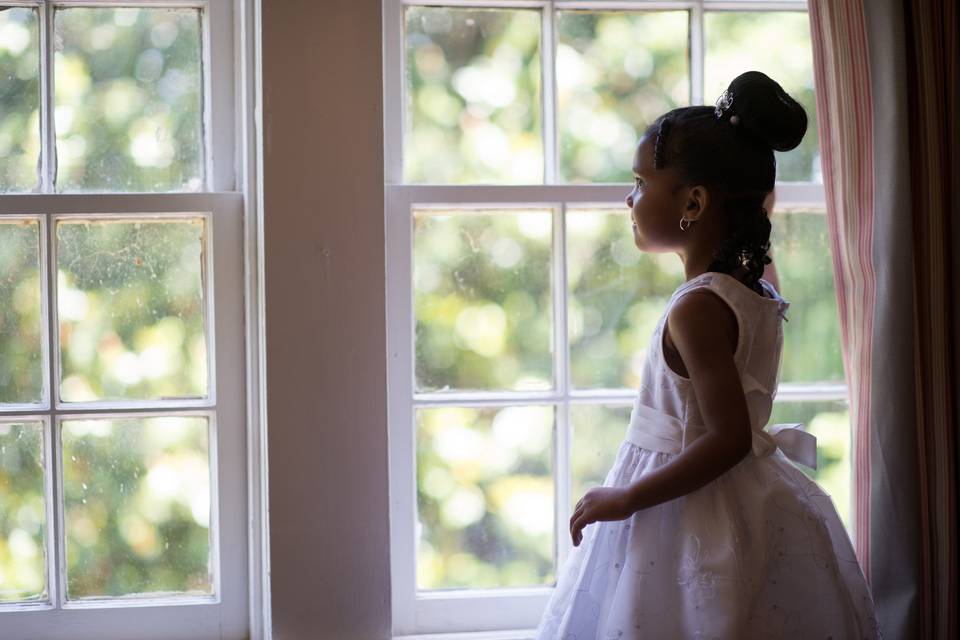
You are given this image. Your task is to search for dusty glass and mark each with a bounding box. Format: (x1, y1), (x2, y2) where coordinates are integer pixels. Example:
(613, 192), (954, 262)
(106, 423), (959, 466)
(404, 7), (542, 183)
(0, 420), (47, 602)
(416, 406), (554, 589)
(0, 7), (40, 192)
(567, 208), (683, 389)
(414, 209), (552, 392)
(61, 415), (211, 599)
(557, 10), (689, 183)
(56, 218), (209, 403)
(54, 8), (203, 192)
(0, 219), (43, 405)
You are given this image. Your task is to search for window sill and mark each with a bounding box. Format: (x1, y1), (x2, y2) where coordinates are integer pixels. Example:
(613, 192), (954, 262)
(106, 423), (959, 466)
(394, 630), (537, 640)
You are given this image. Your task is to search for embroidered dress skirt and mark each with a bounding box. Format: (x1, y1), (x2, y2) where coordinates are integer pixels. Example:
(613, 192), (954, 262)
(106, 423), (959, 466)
(533, 405), (882, 639)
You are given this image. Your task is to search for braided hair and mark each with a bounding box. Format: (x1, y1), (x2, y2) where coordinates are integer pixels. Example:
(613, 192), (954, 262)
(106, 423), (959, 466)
(646, 71), (808, 295)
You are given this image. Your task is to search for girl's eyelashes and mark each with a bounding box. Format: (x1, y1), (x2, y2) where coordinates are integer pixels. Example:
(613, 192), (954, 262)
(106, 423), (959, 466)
(634, 177), (644, 188)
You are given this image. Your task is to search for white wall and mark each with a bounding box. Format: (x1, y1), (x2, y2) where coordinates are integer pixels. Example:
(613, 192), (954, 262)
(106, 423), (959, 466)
(261, 2), (390, 638)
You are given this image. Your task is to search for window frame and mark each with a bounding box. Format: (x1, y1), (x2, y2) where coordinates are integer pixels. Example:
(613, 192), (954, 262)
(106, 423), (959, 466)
(384, 0), (841, 637)
(0, 1), (266, 638)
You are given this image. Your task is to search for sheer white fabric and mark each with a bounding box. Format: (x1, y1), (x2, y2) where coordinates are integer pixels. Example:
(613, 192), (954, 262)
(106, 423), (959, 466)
(535, 272), (882, 639)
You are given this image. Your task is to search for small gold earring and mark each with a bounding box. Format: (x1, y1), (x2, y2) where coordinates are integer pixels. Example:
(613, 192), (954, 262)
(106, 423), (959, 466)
(680, 218), (693, 231)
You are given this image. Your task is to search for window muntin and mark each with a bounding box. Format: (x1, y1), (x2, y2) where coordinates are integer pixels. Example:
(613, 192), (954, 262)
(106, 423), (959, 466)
(388, 1), (838, 635)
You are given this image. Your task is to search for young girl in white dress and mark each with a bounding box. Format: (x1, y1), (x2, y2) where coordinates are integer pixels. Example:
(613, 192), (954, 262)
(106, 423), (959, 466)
(534, 71), (882, 639)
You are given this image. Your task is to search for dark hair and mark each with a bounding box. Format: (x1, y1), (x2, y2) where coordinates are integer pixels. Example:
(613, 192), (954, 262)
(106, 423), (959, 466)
(645, 70), (808, 294)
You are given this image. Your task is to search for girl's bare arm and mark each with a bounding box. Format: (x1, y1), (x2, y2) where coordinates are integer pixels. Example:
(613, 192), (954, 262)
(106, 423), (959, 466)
(625, 290), (753, 514)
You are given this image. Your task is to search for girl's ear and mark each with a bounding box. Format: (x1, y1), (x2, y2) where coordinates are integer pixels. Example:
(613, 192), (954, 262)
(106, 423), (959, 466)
(684, 185), (710, 221)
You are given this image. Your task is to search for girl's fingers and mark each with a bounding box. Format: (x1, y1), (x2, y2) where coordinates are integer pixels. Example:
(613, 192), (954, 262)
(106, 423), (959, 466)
(570, 512), (590, 546)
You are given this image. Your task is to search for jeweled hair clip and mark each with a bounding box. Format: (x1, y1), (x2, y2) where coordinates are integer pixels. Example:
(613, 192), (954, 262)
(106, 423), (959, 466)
(714, 89), (734, 119)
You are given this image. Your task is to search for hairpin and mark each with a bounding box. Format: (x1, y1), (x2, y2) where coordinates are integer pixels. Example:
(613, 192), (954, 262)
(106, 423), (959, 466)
(715, 89), (734, 119)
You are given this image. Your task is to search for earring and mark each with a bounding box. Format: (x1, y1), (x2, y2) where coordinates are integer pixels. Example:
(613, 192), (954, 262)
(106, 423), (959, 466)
(680, 218), (693, 231)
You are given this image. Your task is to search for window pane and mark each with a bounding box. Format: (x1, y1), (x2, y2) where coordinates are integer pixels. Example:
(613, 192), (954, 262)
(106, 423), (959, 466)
(0, 219), (43, 405)
(567, 209), (684, 389)
(414, 209), (552, 392)
(416, 406), (554, 589)
(61, 415), (211, 599)
(56, 218), (209, 403)
(558, 11), (689, 183)
(769, 400), (851, 532)
(54, 8), (203, 192)
(569, 404), (631, 512)
(404, 7), (542, 183)
(705, 11), (819, 182)
(769, 210), (844, 383)
(0, 420), (47, 602)
(0, 7), (40, 192)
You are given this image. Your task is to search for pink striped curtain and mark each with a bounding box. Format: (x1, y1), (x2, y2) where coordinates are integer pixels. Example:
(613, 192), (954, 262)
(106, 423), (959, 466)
(807, 0), (876, 579)
(808, 1), (959, 638)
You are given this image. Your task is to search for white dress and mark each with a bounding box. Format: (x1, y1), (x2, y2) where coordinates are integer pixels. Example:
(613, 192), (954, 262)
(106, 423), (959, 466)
(534, 271), (883, 640)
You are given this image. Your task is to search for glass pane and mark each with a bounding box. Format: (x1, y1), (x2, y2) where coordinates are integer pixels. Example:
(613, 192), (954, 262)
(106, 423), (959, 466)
(558, 11), (690, 183)
(567, 209), (684, 389)
(62, 415), (211, 599)
(705, 11), (819, 182)
(414, 209), (552, 392)
(57, 218), (209, 403)
(769, 210), (844, 383)
(569, 404), (631, 512)
(0, 7), (40, 192)
(404, 7), (542, 183)
(54, 8), (203, 192)
(0, 420), (47, 602)
(769, 399), (851, 532)
(0, 219), (43, 405)
(416, 406), (554, 589)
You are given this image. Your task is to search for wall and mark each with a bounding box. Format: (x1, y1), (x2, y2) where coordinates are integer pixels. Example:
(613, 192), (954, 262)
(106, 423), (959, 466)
(261, 1), (390, 638)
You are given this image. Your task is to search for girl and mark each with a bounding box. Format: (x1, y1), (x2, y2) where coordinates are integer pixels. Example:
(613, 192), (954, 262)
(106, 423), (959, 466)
(534, 71), (882, 639)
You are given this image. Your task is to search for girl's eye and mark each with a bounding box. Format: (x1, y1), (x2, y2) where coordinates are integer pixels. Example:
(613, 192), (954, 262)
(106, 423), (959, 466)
(634, 177), (644, 188)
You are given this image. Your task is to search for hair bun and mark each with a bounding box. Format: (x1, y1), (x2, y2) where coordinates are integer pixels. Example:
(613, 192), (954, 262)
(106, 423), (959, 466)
(726, 70), (808, 152)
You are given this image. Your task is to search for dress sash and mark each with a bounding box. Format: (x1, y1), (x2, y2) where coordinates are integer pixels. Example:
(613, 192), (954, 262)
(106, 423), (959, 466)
(626, 373), (818, 470)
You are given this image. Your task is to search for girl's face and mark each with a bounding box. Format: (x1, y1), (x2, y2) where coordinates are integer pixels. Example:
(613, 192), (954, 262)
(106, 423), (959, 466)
(624, 135), (689, 252)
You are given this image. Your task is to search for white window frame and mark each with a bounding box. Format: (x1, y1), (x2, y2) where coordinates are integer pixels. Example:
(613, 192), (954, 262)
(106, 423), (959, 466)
(0, 1), (268, 638)
(385, 0), (842, 637)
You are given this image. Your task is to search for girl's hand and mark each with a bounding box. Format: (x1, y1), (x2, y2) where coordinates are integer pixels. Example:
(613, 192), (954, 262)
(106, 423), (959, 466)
(569, 486), (635, 546)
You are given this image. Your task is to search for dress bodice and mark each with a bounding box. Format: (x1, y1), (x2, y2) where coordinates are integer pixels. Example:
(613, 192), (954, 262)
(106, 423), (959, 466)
(626, 271), (817, 469)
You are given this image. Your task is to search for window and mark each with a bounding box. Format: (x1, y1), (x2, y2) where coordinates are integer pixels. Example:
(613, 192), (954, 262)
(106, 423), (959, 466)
(0, 2), (252, 638)
(385, 1), (846, 635)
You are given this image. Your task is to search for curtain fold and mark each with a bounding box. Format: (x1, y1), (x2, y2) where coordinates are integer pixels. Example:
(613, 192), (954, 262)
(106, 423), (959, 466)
(807, 0), (876, 580)
(809, 1), (959, 638)
(862, 2), (923, 639)
(902, 1), (959, 639)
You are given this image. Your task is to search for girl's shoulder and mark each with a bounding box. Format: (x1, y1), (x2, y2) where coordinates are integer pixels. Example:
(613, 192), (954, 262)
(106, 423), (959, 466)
(669, 272), (790, 323)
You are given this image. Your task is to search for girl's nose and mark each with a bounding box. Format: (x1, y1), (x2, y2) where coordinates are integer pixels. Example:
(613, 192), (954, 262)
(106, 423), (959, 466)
(625, 194), (633, 208)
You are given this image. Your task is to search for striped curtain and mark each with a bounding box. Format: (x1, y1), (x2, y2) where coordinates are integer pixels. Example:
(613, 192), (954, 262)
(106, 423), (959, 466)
(902, 1), (958, 638)
(807, 0), (876, 579)
(809, 1), (959, 639)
